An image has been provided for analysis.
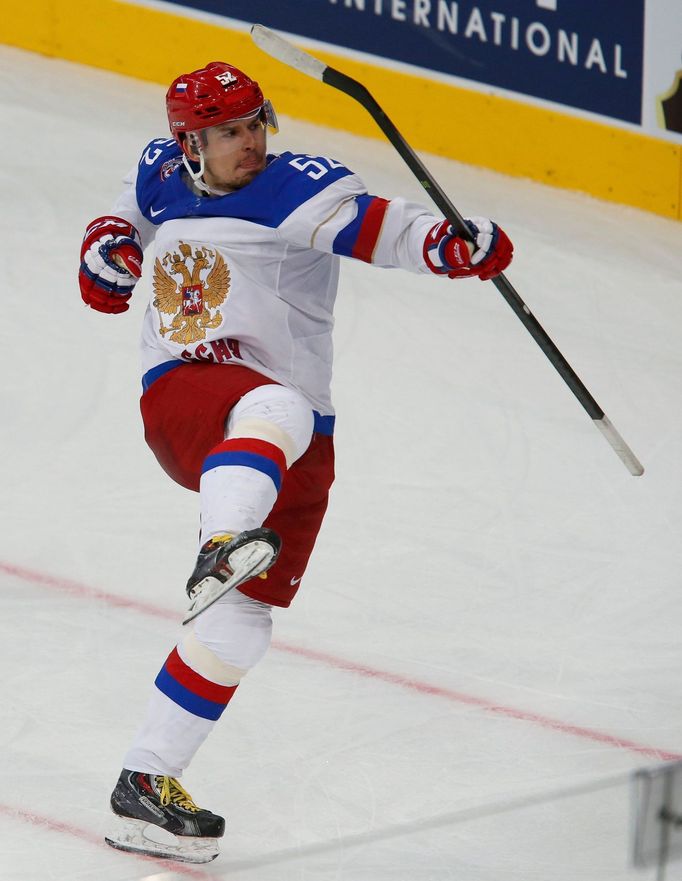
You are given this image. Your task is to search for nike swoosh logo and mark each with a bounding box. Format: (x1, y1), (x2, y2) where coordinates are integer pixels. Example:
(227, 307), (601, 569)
(290, 575), (302, 586)
(150, 206), (167, 217)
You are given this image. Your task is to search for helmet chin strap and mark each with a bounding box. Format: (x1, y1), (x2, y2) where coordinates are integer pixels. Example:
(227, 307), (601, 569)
(182, 144), (231, 196)
(182, 151), (205, 182)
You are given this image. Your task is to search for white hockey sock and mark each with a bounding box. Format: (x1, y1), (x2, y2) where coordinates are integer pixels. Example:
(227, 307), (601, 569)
(200, 440), (283, 539)
(200, 385), (314, 544)
(122, 590), (273, 777)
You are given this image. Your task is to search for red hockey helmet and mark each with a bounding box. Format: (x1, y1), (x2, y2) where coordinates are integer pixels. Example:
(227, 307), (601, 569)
(166, 61), (277, 147)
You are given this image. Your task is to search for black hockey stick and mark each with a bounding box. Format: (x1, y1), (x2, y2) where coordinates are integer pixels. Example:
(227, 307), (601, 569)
(251, 24), (643, 476)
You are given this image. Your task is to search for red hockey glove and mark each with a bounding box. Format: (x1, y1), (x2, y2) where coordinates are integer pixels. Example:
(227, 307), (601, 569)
(424, 216), (513, 281)
(79, 216), (143, 314)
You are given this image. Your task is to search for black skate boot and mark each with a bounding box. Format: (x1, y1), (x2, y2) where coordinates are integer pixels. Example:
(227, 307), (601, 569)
(183, 527), (282, 624)
(105, 769), (225, 863)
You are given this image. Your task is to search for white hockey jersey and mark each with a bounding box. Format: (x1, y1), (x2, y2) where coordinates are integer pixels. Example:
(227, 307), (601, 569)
(113, 138), (441, 416)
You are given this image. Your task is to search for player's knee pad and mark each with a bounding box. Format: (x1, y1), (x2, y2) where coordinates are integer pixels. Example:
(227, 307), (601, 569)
(226, 384), (314, 466)
(186, 589), (273, 683)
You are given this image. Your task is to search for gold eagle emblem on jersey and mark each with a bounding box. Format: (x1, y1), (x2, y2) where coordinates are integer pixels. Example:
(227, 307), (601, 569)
(153, 242), (230, 345)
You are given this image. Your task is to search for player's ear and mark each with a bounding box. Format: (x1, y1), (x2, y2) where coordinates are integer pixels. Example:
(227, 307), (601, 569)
(182, 132), (202, 162)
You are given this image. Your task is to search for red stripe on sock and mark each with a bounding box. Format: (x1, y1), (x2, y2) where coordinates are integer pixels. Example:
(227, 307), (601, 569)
(164, 647), (238, 705)
(209, 437), (288, 475)
(352, 197), (390, 263)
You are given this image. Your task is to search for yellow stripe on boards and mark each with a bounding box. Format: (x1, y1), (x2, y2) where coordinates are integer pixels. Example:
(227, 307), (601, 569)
(3, 0), (680, 219)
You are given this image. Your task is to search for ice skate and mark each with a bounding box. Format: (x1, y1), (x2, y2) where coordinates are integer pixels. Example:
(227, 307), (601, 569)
(105, 769), (224, 863)
(183, 527), (281, 624)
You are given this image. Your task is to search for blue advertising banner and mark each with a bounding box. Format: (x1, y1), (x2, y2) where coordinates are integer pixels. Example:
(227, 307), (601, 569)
(163, 0), (645, 124)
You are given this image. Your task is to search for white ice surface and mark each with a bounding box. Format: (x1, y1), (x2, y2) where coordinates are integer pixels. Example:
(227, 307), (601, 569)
(1, 46), (682, 881)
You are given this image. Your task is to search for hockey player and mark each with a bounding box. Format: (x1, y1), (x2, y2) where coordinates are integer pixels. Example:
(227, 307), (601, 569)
(78, 61), (513, 863)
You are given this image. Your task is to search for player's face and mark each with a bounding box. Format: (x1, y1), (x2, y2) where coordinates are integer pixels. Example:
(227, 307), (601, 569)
(197, 116), (267, 192)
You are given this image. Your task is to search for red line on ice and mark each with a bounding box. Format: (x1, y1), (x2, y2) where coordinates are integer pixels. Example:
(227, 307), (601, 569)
(0, 803), (213, 879)
(2, 559), (680, 762)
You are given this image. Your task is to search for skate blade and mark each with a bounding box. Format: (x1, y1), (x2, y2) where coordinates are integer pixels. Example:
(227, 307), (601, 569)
(105, 815), (219, 864)
(182, 540), (276, 625)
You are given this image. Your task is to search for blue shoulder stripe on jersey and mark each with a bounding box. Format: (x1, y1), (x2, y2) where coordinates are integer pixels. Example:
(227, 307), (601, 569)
(135, 142), (355, 228)
(135, 139), (189, 225)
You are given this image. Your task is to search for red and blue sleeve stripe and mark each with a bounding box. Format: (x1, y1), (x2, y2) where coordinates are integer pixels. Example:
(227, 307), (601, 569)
(201, 438), (288, 492)
(333, 195), (389, 263)
(155, 647), (237, 720)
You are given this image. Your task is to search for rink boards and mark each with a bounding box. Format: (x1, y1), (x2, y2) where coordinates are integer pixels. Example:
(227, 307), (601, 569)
(4, 0), (681, 220)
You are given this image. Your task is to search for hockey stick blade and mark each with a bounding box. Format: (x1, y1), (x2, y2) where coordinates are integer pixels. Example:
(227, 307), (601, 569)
(251, 24), (326, 81)
(250, 26), (644, 477)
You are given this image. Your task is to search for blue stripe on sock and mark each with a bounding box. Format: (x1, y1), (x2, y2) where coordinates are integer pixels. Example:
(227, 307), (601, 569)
(201, 450), (282, 491)
(155, 667), (228, 721)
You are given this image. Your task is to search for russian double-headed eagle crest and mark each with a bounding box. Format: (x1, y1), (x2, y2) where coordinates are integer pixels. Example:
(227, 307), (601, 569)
(153, 242), (230, 345)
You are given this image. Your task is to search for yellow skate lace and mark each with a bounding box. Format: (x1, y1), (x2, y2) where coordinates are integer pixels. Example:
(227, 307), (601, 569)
(156, 776), (201, 813)
(212, 533), (268, 580)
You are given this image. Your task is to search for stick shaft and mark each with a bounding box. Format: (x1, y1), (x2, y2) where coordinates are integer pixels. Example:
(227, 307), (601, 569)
(251, 26), (644, 477)
(323, 69), (602, 417)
